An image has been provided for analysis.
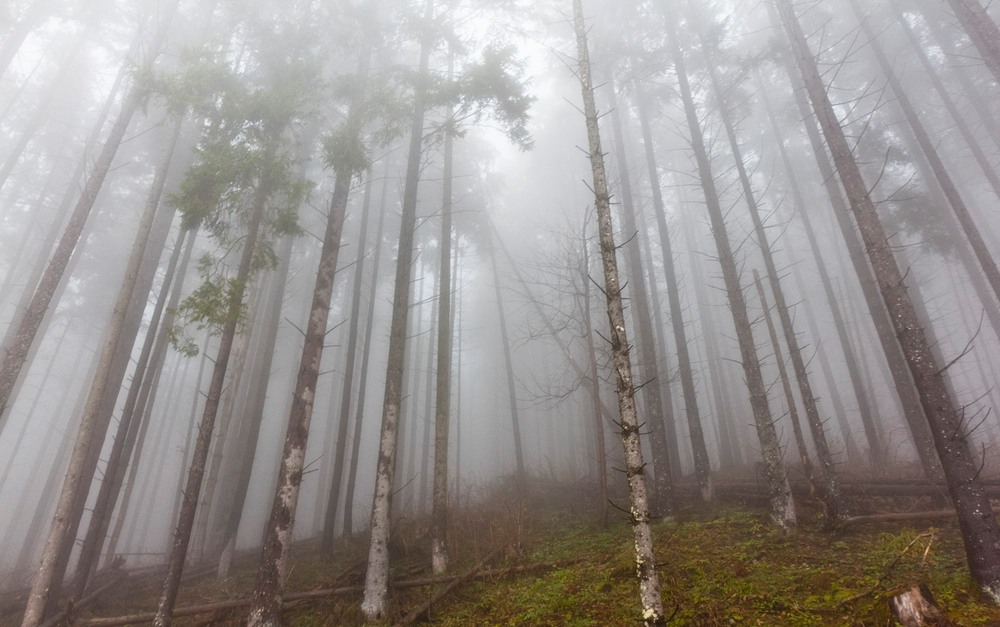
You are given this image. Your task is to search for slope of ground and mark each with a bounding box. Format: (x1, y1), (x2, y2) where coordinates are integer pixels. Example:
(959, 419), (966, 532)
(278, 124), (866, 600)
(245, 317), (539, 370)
(63, 489), (1000, 625)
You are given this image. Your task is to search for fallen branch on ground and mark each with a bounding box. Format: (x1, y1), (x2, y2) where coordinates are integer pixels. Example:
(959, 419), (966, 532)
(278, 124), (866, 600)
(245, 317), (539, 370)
(39, 568), (126, 627)
(396, 549), (503, 626)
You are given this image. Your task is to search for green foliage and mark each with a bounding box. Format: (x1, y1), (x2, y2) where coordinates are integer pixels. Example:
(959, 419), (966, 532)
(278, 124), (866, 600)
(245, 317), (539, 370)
(434, 45), (536, 150)
(322, 121), (371, 175)
(170, 254), (250, 344)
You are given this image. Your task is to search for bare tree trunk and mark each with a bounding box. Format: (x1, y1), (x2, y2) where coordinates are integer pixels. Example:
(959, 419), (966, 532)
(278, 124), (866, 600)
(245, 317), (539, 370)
(71, 120), (186, 597)
(573, 2), (664, 623)
(451, 250), (463, 506)
(487, 232), (527, 490)
(0, 18), (101, 189)
(580, 225), (610, 528)
(18, 52), (179, 625)
(7, 338), (93, 577)
(191, 299), (257, 564)
(849, 0), (1000, 325)
(633, 88), (713, 501)
(0, 0), (51, 79)
(701, 40), (841, 520)
(214, 236), (292, 576)
(664, 0), (795, 529)
(0, 44), (132, 434)
(679, 211), (743, 471)
(152, 179), (269, 626)
(417, 277), (438, 513)
(784, 250), (864, 467)
(606, 89), (676, 514)
(915, 0), (1000, 154)
(319, 173), (374, 553)
(430, 63), (455, 572)
(766, 0), (942, 481)
(776, 0), (1000, 600)
(752, 270), (818, 498)
(943, 0), (1000, 85)
(341, 166), (390, 539)
(757, 75), (874, 467)
(247, 125), (365, 623)
(890, 0), (1000, 200)
(361, 1), (434, 617)
(103, 233), (198, 568)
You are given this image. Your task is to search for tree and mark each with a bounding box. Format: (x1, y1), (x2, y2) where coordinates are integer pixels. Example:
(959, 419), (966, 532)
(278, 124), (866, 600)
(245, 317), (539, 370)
(360, 1), (532, 616)
(248, 8), (382, 618)
(942, 0), (1000, 86)
(605, 87), (676, 514)
(573, 1), (665, 623)
(662, 0), (795, 530)
(633, 87), (713, 500)
(152, 33), (314, 623)
(776, 0), (1000, 601)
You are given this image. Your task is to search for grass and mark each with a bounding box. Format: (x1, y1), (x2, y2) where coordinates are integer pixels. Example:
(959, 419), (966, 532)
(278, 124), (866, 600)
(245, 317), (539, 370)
(73, 491), (1000, 625)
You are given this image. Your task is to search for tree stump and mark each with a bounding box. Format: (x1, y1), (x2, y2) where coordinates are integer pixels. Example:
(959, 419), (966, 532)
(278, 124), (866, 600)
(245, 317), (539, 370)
(889, 584), (951, 626)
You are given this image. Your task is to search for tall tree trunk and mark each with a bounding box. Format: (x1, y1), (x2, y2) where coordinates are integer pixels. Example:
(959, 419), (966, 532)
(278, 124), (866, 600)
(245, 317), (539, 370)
(573, 2), (665, 623)
(103, 233), (198, 568)
(18, 88), (180, 627)
(214, 235), (292, 577)
(6, 334), (91, 577)
(318, 173), (374, 552)
(942, 0), (1000, 85)
(487, 232), (527, 490)
(889, 0), (1000, 200)
(633, 88), (713, 500)
(915, 0), (1000, 154)
(757, 74), (876, 467)
(0, 0), (49, 79)
(417, 277), (438, 513)
(765, 0), (942, 480)
(361, 1), (434, 617)
(776, 0), (1000, 601)
(606, 88), (676, 513)
(341, 166), (390, 539)
(679, 209), (743, 471)
(0, 46), (131, 433)
(849, 0), (1000, 327)
(580, 225), (610, 527)
(247, 159), (357, 625)
(430, 72), (455, 572)
(701, 37), (842, 520)
(753, 270), (818, 497)
(664, 0), (795, 530)
(0, 19), (99, 189)
(70, 120), (186, 597)
(153, 179), (269, 627)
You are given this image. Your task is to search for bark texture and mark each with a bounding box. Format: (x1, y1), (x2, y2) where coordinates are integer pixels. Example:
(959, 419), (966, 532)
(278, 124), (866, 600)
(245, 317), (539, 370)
(665, 0), (795, 529)
(776, 0), (1000, 601)
(574, 1), (665, 623)
(361, 1), (434, 618)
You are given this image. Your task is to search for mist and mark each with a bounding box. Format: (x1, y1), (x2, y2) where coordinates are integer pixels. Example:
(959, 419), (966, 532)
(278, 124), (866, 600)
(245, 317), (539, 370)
(2, 0), (1000, 624)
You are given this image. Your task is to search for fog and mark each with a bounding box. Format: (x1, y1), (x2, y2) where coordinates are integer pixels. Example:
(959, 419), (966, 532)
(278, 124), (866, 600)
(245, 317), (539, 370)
(2, 0), (1000, 623)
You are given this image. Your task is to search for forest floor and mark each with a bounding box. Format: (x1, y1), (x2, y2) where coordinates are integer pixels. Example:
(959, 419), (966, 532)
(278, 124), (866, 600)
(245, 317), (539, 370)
(59, 482), (1000, 625)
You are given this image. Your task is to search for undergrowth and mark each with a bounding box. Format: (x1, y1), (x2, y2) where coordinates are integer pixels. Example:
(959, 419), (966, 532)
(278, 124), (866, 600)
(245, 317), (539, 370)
(71, 482), (1000, 626)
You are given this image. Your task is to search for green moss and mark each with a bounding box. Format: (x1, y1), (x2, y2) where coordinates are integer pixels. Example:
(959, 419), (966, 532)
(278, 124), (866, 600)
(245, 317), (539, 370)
(72, 505), (1000, 625)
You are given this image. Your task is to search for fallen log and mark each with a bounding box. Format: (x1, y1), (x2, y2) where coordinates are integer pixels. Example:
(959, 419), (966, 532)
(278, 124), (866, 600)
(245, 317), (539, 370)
(396, 550), (501, 626)
(39, 569), (127, 627)
(890, 584), (951, 626)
